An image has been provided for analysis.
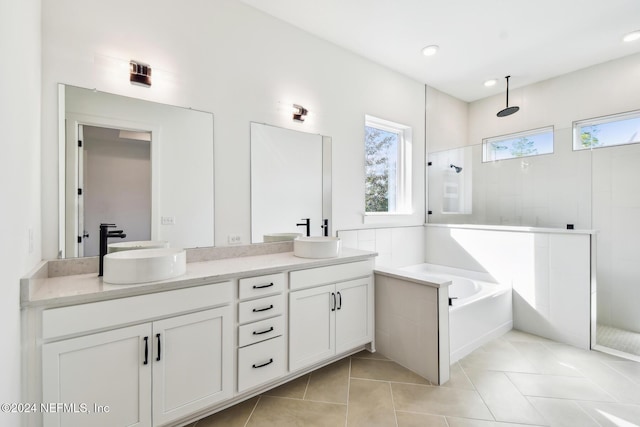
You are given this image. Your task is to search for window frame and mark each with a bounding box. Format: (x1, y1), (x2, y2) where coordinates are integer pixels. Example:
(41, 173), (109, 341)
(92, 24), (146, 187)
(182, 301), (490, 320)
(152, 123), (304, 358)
(482, 126), (554, 163)
(573, 109), (640, 151)
(364, 115), (412, 216)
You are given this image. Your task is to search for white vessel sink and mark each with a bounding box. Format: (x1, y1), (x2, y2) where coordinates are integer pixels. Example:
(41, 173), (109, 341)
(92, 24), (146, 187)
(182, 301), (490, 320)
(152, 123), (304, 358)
(103, 248), (187, 285)
(293, 237), (341, 259)
(264, 233), (302, 242)
(107, 240), (169, 253)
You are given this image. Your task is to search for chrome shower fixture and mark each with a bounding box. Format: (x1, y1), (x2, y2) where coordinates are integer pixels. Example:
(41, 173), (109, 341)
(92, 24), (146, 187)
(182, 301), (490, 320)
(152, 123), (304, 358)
(450, 164), (462, 173)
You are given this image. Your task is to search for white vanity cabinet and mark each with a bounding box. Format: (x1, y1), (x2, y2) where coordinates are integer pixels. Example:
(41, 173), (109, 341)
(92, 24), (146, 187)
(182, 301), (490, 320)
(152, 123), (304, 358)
(288, 260), (374, 372)
(236, 273), (286, 392)
(40, 283), (233, 427)
(25, 250), (377, 427)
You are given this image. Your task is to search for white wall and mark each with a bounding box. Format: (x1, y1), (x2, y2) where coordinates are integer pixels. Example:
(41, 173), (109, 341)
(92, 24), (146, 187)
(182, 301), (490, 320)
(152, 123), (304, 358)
(338, 226), (425, 268)
(41, 0), (426, 258)
(0, 0), (41, 423)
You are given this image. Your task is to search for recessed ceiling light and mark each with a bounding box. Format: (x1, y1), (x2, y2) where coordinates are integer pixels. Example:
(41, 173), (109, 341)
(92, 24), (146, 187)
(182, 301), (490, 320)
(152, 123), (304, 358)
(421, 45), (439, 56)
(623, 30), (640, 42)
(484, 79), (498, 87)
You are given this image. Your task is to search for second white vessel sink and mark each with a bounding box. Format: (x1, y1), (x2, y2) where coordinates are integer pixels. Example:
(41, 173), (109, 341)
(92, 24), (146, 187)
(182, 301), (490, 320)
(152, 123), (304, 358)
(264, 233), (302, 242)
(103, 247), (187, 285)
(293, 236), (341, 259)
(107, 240), (169, 253)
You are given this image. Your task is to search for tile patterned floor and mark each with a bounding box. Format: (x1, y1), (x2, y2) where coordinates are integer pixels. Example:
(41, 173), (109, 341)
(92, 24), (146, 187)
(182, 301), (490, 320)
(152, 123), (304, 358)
(190, 329), (640, 426)
(597, 324), (640, 357)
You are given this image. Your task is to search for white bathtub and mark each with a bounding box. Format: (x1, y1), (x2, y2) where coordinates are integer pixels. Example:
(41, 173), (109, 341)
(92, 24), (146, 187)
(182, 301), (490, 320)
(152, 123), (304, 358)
(399, 263), (513, 363)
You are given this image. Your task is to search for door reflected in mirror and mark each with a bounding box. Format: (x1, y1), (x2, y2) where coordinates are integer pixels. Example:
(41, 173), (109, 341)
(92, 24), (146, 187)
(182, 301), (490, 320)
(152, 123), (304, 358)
(59, 84), (214, 258)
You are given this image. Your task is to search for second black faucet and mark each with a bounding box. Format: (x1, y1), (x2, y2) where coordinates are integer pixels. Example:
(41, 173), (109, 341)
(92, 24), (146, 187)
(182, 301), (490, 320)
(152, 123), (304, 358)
(296, 218), (310, 237)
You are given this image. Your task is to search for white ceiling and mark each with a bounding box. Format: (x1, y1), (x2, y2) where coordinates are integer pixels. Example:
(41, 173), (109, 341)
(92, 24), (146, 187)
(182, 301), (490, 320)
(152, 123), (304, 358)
(240, 0), (640, 102)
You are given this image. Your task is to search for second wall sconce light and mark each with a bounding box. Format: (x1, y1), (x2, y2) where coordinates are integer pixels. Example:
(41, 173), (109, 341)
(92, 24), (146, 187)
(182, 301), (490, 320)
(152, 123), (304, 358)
(293, 104), (308, 122)
(130, 60), (152, 87)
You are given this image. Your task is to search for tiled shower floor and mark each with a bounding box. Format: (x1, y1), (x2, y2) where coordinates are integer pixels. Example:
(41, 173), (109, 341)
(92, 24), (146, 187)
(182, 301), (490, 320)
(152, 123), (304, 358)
(597, 324), (640, 357)
(190, 329), (640, 426)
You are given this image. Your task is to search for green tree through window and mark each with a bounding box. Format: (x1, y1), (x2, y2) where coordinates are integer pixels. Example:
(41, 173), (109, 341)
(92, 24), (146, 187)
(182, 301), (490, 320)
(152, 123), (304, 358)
(365, 126), (398, 212)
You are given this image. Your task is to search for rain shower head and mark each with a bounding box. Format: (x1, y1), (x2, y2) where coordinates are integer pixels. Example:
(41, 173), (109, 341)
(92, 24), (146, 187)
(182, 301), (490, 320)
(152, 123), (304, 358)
(450, 164), (462, 173)
(497, 75), (519, 117)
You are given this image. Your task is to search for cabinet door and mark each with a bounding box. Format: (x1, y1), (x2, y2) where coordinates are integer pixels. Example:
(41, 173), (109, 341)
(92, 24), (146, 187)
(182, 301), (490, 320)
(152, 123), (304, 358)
(42, 323), (152, 427)
(289, 284), (336, 371)
(335, 277), (373, 354)
(152, 306), (232, 427)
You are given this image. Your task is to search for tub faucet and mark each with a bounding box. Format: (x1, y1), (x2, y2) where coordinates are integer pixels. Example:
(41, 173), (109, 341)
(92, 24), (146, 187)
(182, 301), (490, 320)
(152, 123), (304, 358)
(296, 218), (310, 237)
(99, 223), (127, 277)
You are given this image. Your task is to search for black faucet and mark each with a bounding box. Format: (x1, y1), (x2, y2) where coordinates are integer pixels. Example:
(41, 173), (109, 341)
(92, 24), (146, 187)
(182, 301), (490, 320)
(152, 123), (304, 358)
(296, 218), (311, 237)
(320, 218), (329, 237)
(99, 223), (127, 277)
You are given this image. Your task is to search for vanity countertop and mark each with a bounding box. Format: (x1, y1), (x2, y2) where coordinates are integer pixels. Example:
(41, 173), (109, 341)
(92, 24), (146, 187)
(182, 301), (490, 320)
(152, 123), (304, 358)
(22, 248), (376, 308)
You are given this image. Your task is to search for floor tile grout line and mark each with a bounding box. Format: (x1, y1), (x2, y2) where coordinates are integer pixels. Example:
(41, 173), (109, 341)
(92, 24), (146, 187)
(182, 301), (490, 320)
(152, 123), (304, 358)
(301, 373), (311, 400)
(501, 370), (551, 425)
(345, 357), (352, 427)
(456, 361), (478, 392)
(265, 394), (348, 406)
(601, 360), (640, 388)
(388, 381), (399, 427)
(243, 395), (261, 427)
(349, 376), (430, 387)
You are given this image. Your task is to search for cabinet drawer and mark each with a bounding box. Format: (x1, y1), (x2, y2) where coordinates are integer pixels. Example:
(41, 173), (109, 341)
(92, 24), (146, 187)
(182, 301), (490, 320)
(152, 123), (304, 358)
(289, 260), (373, 291)
(237, 336), (285, 392)
(239, 273), (285, 300)
(238, 316), (284, 347)
(238, 294), (284, 324)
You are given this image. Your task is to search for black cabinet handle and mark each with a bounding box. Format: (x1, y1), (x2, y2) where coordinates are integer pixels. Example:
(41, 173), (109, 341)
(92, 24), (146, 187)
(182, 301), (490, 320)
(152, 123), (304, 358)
(253, 304), (274, 313)
(252, 358), (274, 369)
(143, 336), (149, 365)
(253, 326), (274, 335)
(156, 333), (161, 362)
(337, 291), (342, 310)
(331, 292), (336, 312)
(253, 282), (274, 289)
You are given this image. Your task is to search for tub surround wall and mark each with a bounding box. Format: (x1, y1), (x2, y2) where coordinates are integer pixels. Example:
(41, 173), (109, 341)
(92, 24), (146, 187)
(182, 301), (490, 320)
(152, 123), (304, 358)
(425, 224), (593, 349)
(338, 226), (425, 268)
(374, 270), (450, 385)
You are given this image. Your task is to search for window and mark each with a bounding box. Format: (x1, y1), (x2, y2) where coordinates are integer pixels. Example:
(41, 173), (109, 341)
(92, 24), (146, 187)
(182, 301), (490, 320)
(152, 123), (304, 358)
(573, 110), (640, 150)
(482, 126), (554, 162)
(364, 115), (412, 214)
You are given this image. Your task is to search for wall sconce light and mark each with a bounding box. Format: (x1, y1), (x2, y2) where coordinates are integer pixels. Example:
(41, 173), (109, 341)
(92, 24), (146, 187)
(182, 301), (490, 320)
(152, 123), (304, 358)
(130, 60), (152, 87)
(292, 104), (308, 122)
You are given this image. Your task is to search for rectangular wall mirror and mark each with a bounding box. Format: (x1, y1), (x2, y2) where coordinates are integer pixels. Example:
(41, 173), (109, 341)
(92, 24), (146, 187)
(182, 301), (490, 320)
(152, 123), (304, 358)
(58, 84), (215, 258)
(250, 122), (331, 243)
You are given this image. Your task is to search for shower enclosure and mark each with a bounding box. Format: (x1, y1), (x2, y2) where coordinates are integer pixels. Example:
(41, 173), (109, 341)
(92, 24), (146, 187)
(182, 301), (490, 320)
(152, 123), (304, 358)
(427, 124), (640, 359)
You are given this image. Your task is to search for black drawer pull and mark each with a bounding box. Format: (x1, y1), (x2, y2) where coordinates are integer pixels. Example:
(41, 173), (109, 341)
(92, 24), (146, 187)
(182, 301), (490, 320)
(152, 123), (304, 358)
(143, 336), (149, 365)
(253, 282), (274, 289)
(337, 291), (342, 310)
(156, 333), (161, 362)
(252, 358), (274, 369)
(253, 304), (274, 313)
(253, 326), (275, 335)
